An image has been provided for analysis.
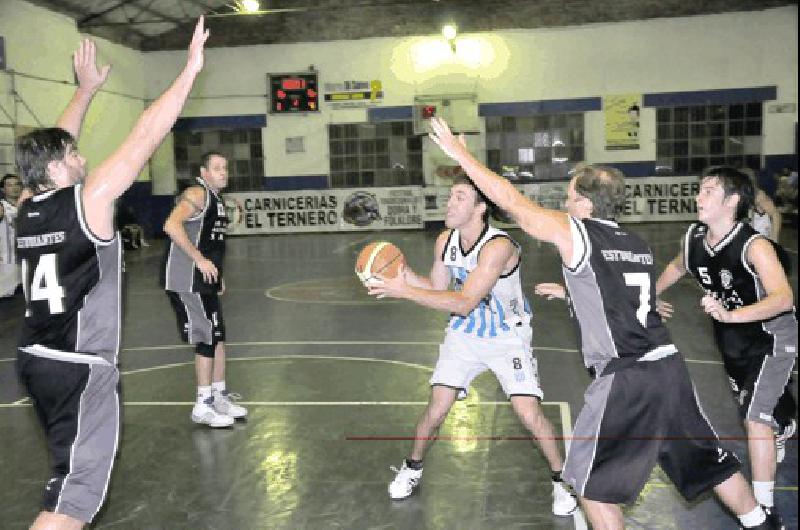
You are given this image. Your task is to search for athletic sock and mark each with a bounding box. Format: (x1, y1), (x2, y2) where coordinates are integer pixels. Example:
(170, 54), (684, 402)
(212, 381), (226, 394)
(551, 470), (563, 483)
(405, 458), (423, 470)
(197, 385), (212, 404)
(739, 506), (767, 528)
(753, 481), (774, 508)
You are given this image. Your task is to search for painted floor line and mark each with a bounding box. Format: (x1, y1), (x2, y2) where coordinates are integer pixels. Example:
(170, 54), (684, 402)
(0, 400), (566, 408)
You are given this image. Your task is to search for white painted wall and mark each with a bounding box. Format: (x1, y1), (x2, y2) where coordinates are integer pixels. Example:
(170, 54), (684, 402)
(0, 0), (147, 179)
(4, 1), (796, 191)
(142, 6), (797, 187)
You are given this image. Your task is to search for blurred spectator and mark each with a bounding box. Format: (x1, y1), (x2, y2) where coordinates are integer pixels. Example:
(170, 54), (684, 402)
(775, 168), (798, 212)
(741, 168), (782, 242)
(115, 203), (150, 250)
(0, 173), (22, 297)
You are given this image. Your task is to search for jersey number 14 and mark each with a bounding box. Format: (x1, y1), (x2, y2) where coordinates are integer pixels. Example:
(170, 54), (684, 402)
(21, 253), (66, 316)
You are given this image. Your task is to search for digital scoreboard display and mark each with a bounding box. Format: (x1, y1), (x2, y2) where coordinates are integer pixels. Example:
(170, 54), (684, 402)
(269, 73), (319, 113)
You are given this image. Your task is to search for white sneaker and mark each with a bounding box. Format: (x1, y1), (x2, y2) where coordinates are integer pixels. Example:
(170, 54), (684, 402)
(775, 419), (796, 464)
(213, 390), (247, 419)
(552, 480), (578, 516)
(388, 460), (423, 500)
(191, 400), (234, 428)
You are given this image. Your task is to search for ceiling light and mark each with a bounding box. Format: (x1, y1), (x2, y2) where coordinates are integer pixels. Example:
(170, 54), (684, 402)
(236, 0), (260, 13)
(442, 24), (457, 41)
(242, 0), (260, 12)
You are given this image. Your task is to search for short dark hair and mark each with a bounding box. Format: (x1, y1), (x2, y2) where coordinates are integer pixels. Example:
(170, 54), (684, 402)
(701, 166), (753, 221)
(452, 174), (495, 222)
(1, 173), (20, 188)
(573, 164), (626, 220)
(15, 128), (75, 191)
(200, 151), (227, 169)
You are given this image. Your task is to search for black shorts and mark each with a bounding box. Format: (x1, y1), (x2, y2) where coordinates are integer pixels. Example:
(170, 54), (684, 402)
(724, 353), (797, 429)
(166, 291), (226, 356)
(563, 353), (740, 504)
(16, 350), (120, 523)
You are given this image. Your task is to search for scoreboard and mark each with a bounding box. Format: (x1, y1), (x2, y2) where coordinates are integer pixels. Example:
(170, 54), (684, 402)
(269, 73), (319, 113)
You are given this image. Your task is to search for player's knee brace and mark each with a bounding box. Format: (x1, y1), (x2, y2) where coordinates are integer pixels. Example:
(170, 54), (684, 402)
(196, 343), (216, 358)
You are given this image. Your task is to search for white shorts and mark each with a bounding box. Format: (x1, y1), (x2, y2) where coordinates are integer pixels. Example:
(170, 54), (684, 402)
(430, 327), (543, 400)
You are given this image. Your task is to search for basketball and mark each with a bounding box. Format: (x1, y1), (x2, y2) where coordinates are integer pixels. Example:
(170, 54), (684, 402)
(355, 241), (405, 282)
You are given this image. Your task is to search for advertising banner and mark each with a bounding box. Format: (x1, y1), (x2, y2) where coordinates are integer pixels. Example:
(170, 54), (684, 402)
(225, 186), (424, 234)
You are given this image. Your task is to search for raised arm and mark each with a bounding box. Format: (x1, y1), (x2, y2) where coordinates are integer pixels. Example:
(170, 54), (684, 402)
(56, 39), (111, 141)
(368, 237), (514, 316)
(163, 186), (218, 284)
(428, 117), (573, 261)
(83, 17), (209, 240)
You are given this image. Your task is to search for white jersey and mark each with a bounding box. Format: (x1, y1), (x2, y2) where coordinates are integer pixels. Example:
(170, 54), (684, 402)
(750, 209), (771, 240)
(0, 198), (18, 265)
(442, 225), (532, 338)
(0, 198), (20, 297)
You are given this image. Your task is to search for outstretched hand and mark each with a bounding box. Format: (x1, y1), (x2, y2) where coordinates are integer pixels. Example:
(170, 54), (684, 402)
(534, 282), (566, 300)
(185, 16), (210, 76)
(656, 298), (673, 320)
(428, 117), (467, 161)
(74, 39), (111, 93)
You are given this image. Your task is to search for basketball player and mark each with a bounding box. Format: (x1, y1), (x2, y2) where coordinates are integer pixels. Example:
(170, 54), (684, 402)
(656, 166), (796, 525)
(14, 20), (208, 530)
(162, 151), (246, 428)
(365, 175), (577, 516)
(428, 117), (781, 529)
(0, 173), (22, 297)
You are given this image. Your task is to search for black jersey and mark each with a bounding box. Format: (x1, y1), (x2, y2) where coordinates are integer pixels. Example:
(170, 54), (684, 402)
(162, 178), (227, 294)
(562, 217), (675, 371)
(16, 185), (122, 363)
(684, 222), (797, 359)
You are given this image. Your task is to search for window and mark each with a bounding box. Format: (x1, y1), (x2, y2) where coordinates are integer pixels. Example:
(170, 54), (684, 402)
(173, 128), (264, 192)
(655, 103), (762, 175)
(328, 122), (423, 188)
(484, 113), (584, 181)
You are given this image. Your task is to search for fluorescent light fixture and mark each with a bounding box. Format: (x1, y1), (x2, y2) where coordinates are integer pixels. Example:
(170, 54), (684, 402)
(241, 0), (260, 13)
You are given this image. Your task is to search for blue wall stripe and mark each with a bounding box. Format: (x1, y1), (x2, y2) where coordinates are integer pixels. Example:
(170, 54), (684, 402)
(264, 175), (329, 190)
(479, 98), (601, 117)
(173, 114), (267, 131)
(643, 86), (777, 108)
(368, 106), (414, 122)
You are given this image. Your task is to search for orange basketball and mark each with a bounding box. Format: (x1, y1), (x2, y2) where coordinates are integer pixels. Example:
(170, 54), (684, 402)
(355, 241), (405, 282)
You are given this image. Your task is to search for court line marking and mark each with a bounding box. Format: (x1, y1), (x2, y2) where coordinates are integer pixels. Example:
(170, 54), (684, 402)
(0, 344), (796, 375)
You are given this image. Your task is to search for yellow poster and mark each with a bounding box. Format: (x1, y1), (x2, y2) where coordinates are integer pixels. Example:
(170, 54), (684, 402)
(604, 94), (641, 150)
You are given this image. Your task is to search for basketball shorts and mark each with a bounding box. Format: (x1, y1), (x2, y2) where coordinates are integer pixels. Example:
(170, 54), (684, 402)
(724, 352), (797, 429)
(562, 353), (740, 504)
(166, 291), (225, 356)
(430, 327), (543, 400)
(16, 350), (120, 523)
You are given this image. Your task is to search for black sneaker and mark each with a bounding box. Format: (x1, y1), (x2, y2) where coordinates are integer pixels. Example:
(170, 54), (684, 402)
(745, 506), (786, 530)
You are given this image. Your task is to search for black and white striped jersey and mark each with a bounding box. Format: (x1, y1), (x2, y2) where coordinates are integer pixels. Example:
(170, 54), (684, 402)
(162, 178), (227, 294)
(684, 222), (797, 359)
(562, 217), (675, 371)
(16, 185), (122, 364)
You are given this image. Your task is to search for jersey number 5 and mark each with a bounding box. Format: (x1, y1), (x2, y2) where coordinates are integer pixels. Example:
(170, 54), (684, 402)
(624, 272), (651, 327)
(21, 253), (66, 316)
